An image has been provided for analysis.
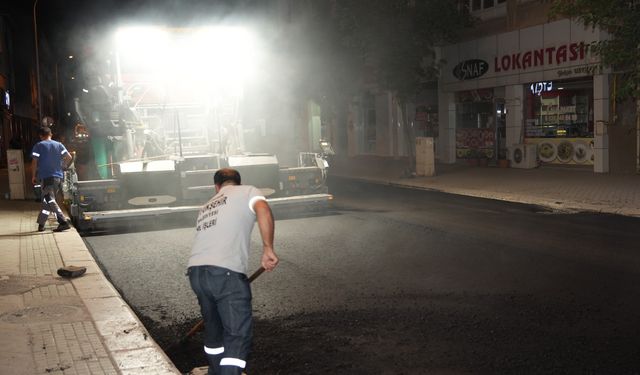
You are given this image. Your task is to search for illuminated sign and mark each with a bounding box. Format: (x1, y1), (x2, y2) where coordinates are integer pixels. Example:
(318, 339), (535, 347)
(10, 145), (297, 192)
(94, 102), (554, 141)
(530, 81), (553, 96)
(453, 59), (489, 81)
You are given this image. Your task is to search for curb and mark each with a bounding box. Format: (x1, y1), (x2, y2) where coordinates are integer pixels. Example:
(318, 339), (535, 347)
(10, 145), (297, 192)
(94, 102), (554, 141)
(51, 226), (181, 374)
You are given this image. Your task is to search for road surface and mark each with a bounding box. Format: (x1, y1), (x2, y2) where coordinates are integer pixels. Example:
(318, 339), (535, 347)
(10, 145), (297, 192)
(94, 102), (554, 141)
(83, 179), (640, 374)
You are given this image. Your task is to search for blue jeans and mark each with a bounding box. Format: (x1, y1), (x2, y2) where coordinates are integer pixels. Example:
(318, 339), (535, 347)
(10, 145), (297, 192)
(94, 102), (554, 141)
(188, 265), (253, 375)
(37, 177), (66, 226)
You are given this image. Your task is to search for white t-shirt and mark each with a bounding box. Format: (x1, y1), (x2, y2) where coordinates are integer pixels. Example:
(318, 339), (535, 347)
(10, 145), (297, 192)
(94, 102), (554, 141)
(188, 184), (266, 274)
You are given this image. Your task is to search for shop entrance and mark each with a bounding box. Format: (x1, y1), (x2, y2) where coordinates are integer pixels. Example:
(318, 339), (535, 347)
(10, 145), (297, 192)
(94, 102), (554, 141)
(455, 89), (498, 165)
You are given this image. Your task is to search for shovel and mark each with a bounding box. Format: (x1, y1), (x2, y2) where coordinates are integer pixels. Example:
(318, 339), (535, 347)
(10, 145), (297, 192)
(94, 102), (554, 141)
(168, 266), (266, 351)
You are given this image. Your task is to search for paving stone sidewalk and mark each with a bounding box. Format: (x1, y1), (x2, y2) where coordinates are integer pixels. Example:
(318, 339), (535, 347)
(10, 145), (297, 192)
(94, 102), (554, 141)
(0, 200), (180, 375)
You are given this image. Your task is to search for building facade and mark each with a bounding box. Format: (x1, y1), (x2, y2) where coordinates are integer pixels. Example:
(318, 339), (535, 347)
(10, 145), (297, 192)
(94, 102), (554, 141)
(439, 17), (610, 172)
(339, 0), (638, 174)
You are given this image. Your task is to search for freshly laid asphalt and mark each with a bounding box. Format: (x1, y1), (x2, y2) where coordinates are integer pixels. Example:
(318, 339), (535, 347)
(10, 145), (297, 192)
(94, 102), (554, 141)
(0, 157), (638, 374)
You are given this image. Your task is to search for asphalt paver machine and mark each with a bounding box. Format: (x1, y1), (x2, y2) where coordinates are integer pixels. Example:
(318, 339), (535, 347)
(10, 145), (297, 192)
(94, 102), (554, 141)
(64, 26), (332, 232)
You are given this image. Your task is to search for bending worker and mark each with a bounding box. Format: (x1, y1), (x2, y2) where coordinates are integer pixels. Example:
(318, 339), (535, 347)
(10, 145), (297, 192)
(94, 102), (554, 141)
(31, 126), (72, 232)
(188, 168), (279, 375)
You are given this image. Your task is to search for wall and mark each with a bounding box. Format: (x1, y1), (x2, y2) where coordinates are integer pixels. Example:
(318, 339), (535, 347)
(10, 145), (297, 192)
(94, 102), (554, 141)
(441, 19), (606, 92)
(459, 0), (553, 39)
(608, 97), (638, 173)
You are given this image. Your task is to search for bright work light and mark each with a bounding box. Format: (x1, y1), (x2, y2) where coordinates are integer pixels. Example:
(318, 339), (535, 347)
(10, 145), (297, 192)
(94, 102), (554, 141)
(114, 25), (260, 95)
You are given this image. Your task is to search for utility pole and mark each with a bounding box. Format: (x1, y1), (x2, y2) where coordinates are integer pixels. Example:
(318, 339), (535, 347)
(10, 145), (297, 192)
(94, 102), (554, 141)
(33, 0), (42, 123)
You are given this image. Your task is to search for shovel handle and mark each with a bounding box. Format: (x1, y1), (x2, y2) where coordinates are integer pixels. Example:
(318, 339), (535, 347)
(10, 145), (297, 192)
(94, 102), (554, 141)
(184, 319), (205, 339)
(185, 267), (266, 339)
(247, 266), (266, 283)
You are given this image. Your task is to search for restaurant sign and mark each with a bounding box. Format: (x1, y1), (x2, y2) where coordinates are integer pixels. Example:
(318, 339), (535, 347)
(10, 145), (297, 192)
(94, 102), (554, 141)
(452, 42), (592, 81)
(495, 42), (587, 72)
(453, 59), (489, 81)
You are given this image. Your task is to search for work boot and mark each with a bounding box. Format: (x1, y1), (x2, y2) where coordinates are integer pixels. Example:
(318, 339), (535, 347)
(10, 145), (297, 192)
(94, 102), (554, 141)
(53, 221), (71, 232)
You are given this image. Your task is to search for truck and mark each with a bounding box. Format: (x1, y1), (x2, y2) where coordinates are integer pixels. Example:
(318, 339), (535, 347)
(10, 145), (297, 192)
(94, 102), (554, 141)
(63, 26), (333, 232)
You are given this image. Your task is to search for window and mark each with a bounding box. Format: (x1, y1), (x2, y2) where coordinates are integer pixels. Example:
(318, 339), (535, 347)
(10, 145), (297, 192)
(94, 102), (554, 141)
(468, 0), (507, 13)
(455, 89), (495, 129)
(524, 79), (593, 138)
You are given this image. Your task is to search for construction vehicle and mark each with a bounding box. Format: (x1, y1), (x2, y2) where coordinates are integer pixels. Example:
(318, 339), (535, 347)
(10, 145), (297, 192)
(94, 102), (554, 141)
(63, 26), (333, 232)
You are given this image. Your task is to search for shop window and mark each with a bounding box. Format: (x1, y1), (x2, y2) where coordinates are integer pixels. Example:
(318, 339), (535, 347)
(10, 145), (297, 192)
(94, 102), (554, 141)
(524, 79), (593, 139)
(524, 79), (595, 166)
(457, 102), (494, 129)
(455, 89), (495, 129)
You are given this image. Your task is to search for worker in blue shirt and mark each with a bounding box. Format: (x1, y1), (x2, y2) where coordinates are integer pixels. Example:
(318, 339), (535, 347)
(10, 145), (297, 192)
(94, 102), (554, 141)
(31, 126), (73, 232)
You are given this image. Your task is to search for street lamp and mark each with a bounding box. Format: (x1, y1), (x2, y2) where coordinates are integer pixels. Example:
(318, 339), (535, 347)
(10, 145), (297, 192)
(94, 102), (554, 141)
(33, 0), (42, 122)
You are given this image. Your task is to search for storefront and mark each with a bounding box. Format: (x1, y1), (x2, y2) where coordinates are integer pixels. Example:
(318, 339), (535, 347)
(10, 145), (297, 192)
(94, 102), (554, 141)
(438, 18), (610, 172)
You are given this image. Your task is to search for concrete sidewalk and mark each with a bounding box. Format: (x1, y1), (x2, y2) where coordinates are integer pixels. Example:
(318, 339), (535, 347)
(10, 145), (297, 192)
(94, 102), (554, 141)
(0, 200), (180, 375)
(329, 156), (640, 217)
